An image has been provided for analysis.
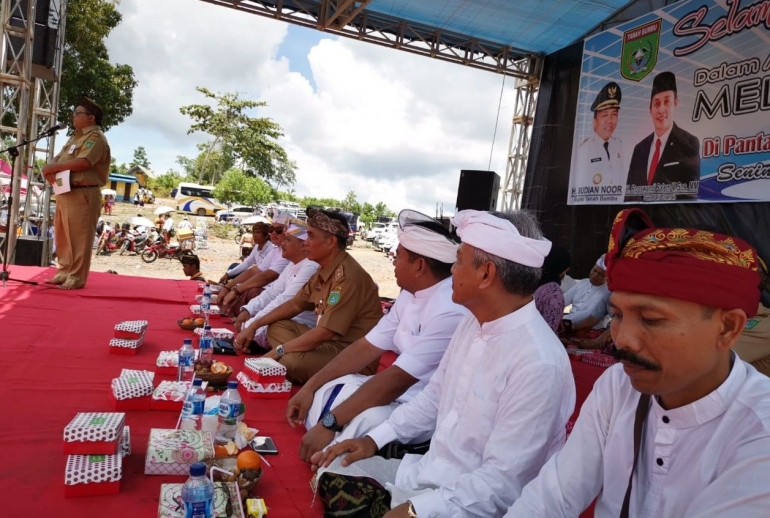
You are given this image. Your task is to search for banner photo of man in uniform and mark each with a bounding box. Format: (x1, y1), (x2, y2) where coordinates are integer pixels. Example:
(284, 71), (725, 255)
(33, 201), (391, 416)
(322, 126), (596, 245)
(568, 0), (770, 205)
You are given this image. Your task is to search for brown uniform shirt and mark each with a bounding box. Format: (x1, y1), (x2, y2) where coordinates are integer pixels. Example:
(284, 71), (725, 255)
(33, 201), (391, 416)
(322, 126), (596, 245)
(53, 125), (111, 186)
(292, 250), (382, 345)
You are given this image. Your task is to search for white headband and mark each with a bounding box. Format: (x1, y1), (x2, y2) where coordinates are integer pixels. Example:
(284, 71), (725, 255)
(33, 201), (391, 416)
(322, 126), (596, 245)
(272, 211), (291, 226)
(286, 219), (309, 241)
(397, 225), (458, 264)
(452, 210), (552, 267)
(596, 254), (606, 270)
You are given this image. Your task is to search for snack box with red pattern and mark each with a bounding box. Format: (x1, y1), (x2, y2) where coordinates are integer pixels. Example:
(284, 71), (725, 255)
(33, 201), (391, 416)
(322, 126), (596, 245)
(109, 370), (154, 411)
(155, 351), (179, 376)
(109, 335), (145, 356)
(114, 319), (149, 339)
(64, 453), (122, 498)
(150, 380), (191, 412)
(243, 357), (287, 385)
(236, 371), (292, 400)
(63, 412), (126, 455)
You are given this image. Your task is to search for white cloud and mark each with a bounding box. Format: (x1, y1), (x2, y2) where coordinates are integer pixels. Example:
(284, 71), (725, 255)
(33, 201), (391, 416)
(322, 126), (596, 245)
(105, 0), (518, 215)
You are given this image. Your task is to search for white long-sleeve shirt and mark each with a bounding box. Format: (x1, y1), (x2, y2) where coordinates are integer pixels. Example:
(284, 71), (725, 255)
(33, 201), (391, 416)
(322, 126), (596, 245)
(366, 301), (576, 517)
(563, 278), (610, 326)
(227, 241), (278, 277)
(505, 357), (770, 518)
(243, 257), (319, 328)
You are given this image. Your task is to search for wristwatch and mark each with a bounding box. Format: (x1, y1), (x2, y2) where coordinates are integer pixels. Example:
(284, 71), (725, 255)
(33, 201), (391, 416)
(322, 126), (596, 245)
(275, 344), (285, 358)
(406, 500), (418, 517)
(321, 411), (343, 432)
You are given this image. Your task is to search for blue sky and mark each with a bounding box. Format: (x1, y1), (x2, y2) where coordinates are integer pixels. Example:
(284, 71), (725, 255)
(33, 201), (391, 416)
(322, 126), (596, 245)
(103, 0), (517, 215)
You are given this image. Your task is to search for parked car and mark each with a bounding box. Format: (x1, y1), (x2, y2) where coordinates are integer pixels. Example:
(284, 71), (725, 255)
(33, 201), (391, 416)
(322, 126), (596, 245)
(215, 205), (255, 223)
(366, 222), (387, 242)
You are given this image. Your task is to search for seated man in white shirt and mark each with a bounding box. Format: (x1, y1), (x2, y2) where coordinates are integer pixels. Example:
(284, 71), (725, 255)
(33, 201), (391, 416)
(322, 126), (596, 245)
(234, 218), (319, 352)
(219, 215), (291, 316)
(561, 254), (610, 334)
(506, 208), (770, 518)
(314, 210), (576, 518)
(286, 210), (468, 463)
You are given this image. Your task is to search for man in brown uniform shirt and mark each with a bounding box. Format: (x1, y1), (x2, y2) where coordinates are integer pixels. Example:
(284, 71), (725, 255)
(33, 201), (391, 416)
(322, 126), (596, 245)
(42, 97), (110, 290)
(235, 207), (383, 384)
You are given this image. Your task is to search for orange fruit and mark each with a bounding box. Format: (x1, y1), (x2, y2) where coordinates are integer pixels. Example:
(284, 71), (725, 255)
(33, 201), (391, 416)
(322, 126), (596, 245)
(194, 318), (205, 326)
(210, 362), (228, 374)
(182, 318), (193, 326)
(236, 450), (262, 471)
(214, 445), (229, 458)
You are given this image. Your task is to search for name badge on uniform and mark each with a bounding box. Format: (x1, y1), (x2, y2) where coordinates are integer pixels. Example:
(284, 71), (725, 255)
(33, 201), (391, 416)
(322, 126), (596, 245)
(591, 157), (602, 163)
(68, 144), (77, 154)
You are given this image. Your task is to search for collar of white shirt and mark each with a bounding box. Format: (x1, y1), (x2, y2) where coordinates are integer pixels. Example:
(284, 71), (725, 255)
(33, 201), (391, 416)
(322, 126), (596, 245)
(650, 352), (744, 428)
(477, 299), (539, 336)
(413, 276), (451, 300)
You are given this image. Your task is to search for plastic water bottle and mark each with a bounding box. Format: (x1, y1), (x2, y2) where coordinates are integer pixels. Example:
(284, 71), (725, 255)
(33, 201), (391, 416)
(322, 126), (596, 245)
(181, 462), (214, 518)
(201, 284), (212, 325)
(199, 325), (214, 366)
(178, 339), (195, 383)
(181, 379), (205, 431)
(217, 381), (242, 441)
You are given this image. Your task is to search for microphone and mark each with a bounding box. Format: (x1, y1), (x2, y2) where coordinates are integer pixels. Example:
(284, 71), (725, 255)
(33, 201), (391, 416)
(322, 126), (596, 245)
(40, 121), (68, 137)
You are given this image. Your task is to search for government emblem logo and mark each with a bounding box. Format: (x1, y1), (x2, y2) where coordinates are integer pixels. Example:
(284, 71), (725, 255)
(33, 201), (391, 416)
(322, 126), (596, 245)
(620, 19), (661, 81)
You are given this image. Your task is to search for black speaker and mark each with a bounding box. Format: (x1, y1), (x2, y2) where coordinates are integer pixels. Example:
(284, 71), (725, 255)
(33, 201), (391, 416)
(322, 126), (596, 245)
(455, 170), (501, 212)
(13, 236), (51, 266)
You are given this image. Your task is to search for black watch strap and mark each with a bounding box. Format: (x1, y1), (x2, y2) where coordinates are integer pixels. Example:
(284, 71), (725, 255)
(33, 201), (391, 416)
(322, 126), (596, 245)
(322, 411), (343, 432)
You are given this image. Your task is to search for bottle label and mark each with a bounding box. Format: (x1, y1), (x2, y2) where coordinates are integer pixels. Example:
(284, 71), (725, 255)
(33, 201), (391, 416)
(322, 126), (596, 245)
(179, 354), (193, 367)
(218, 401), (241, 423)
(199, 337), (212, 350)
(184, 499), (213, 518)
(182, 399), (204, 417)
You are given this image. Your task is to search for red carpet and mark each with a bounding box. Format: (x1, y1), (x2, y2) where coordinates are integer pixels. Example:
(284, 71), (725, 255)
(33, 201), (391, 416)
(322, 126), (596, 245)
(0, 266), (603, 517)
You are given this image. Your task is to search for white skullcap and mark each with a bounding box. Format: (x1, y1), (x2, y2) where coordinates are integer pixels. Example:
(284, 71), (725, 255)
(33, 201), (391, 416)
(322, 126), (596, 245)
(397, 226), (458, 263)
(452, 210), (552, 267)
(272, 211), (291, 226)
(286, 218), (309, 240)
(596, 254), (606, 270)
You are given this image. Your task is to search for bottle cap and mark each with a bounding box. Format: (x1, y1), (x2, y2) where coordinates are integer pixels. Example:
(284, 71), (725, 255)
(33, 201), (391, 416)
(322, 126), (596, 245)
(189, 462), (206, 476)
(204, 325), (211, 330)
(183, 339), (192, 345)
(227, 381), (238, 389)
(192, 379), (203, 386)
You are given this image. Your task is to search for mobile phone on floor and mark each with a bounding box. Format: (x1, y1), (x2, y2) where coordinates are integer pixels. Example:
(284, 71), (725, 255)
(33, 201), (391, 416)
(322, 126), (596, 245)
(251, 436), (278, 455)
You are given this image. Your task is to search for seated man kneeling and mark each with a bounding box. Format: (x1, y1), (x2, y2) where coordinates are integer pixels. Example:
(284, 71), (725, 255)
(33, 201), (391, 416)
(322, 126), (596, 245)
(234, 218), (319, 350)
(286, 210), (468, 462)
(560, 254), (610, 337)
(234, 207), (383, 384)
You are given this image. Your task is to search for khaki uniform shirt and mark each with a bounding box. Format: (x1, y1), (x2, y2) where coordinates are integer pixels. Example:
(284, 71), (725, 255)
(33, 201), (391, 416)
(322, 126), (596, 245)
(292, 250), (382, 345)
(53, 125), (111, 186)
(733, 304), (770, 377)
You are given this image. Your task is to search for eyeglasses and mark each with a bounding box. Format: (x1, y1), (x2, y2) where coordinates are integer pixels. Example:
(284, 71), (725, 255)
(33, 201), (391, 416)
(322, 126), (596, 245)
(73, 110), (92, 117)
(269, 227), (283, 235)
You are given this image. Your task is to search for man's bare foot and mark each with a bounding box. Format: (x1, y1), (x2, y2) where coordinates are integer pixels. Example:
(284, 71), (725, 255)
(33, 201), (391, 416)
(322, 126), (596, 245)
(58, 282), (83, 290)
(44, 277), (65, 285)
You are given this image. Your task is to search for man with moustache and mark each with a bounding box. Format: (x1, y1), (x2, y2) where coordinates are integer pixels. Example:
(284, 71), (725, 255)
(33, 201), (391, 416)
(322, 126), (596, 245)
(505, 208), (770, 518)
(625, 71), (700, 201)
(576, 82), (625, 191)
(233, 218), (320, 351)
(314, 210), (575, 518)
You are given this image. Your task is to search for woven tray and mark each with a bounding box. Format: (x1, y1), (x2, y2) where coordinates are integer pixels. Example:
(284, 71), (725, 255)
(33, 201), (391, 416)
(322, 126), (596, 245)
(177, 318), (204, 331)
(194, 366), (234, 387)
(205, 457), (263, 499)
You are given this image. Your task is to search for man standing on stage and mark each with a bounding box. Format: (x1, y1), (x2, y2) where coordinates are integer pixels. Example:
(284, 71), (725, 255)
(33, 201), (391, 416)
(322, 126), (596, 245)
(505, 209), (770, 518)
(43, 97), (110, 290)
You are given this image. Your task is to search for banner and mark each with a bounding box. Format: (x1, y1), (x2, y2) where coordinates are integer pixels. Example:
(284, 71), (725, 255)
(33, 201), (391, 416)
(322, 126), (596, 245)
(568, 0), (770, 205)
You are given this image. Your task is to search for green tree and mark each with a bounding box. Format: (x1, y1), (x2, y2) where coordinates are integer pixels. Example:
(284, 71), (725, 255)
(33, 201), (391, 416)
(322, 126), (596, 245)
(147, 170), (185, 197)
(109, 156), (128, 175)
(175, 143), (234, 185)
(212, 169), (271, 207)
(58, 0), (137, 131)
(180, 87), (296, 186)
(129, 146), (151, 169)
(341, 190), (362, 214)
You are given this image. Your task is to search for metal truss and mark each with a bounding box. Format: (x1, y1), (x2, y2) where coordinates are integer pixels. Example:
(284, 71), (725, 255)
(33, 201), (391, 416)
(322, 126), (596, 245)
(0, 0), (66, 266)
(198, 0), (540, 79)
(502, 76), (539, 211)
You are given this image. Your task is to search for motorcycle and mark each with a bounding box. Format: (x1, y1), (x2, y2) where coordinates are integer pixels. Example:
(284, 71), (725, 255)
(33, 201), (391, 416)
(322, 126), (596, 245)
(140, 236), (195, 263)
(95, 226), (118, 255)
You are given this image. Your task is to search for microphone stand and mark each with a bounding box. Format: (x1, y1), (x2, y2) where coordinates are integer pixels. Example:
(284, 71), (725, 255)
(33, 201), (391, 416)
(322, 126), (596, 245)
(0, 129), (61, 288)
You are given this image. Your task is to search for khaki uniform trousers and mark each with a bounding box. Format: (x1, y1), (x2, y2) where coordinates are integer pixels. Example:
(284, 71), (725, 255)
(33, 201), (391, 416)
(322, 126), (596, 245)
(53, 186), (102, 287)
(266, 320), (379, 385)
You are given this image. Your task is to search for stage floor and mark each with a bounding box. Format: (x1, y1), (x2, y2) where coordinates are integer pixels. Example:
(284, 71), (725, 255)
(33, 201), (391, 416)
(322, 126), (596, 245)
(0, 266), (602, 517)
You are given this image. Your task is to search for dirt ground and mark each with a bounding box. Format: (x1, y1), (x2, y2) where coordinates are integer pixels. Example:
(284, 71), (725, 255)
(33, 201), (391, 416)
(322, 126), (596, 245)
(90, 198), (401, 299)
